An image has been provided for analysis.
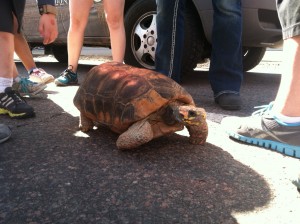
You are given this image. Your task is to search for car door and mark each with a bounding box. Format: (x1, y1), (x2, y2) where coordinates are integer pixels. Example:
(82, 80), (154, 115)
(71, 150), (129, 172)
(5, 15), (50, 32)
(23, 0), (68, 43)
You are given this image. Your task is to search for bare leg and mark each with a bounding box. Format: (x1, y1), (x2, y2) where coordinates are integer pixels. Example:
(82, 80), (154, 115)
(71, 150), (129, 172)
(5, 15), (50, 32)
(272, 35), (300, 117)
(13, 63), (18, 79)
(67, 0), (93, 72)
(103, 0), (126, 63)
(14, 32), (36, 71)
(0, 32), (14, 79)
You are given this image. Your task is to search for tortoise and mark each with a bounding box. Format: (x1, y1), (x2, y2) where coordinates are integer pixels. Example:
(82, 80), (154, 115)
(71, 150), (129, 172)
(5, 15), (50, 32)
(73, 62), (208, 149)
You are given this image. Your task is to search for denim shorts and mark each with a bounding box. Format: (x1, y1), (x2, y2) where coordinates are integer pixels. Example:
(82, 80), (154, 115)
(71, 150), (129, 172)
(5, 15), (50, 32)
(277, 0), (300, 39)
(0, 0), (25, 34)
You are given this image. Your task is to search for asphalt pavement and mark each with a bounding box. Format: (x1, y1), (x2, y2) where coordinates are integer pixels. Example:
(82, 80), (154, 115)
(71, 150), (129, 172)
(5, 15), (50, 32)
(0, 48), (299, 224)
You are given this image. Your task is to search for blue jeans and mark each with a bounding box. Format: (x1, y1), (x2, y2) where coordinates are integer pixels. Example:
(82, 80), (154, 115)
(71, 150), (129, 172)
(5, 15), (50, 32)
(209, 0), (243, 98)
(155, 0), (186, 83)
(155, 0), (243, 98)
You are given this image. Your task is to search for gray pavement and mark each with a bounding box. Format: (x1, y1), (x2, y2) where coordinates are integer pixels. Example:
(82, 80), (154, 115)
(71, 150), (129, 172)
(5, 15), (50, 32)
(0, 49), (299, 223)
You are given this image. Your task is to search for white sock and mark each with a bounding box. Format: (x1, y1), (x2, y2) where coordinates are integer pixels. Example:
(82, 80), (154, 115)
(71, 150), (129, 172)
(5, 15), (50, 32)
(274, 113), (300, 126)
(0, 77), (13, 93)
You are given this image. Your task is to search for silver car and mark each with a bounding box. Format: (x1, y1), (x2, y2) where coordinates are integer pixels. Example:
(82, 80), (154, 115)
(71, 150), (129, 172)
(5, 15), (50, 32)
(23, 0), (282, 77)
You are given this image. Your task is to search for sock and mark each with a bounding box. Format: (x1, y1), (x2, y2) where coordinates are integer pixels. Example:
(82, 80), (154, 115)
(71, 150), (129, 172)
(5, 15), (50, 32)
(28, 67), (38, 74)
(0, 77), (13, 93)
(273, 113), (300, 126)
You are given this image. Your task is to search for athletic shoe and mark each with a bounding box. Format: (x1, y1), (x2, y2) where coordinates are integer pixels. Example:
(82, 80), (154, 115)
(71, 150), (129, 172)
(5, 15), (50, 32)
(0, 87), (35, 118)
(55, 68), (78, 86)
(0, 124), (12, 143)
(221, 102), (300, 158)
(29, 68), (55, 84)
(12, 77), (47, 97)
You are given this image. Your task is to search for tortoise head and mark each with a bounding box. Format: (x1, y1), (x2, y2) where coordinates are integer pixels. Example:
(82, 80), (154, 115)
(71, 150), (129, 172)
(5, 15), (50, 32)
(173, 105), (208, 145)
(174, 105), (206, 126)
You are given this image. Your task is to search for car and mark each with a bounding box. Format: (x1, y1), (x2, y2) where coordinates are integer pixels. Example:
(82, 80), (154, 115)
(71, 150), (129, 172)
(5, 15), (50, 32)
(23, 0), (283, 77)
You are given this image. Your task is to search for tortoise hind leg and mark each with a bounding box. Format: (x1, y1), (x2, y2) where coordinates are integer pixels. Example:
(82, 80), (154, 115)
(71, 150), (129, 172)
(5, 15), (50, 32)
(116, 119), (153, 150)
(79, 112), (94, 132)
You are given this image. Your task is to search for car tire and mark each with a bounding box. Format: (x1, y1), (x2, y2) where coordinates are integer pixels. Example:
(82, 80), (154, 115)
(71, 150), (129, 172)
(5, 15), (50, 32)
(181, 2), (206, 77)
(124, 0), (157, 69)
(243, 47), (266, 72)
(52, 45), (68, 64)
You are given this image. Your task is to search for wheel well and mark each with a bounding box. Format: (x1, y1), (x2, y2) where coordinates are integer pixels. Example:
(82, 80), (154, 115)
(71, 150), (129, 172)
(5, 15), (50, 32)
(124, 0), (140, 15)
(186, 1), (211, 60)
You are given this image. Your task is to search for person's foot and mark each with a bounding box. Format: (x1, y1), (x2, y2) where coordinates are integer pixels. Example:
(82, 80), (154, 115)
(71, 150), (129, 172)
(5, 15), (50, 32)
(0, 124), (11, 144)
(221, 103), (300, 158)
(12, 77), (47, 97)
(55, 68), (78, 86)
(29, 68), (55, 84)
(0, 87), (35, 118)
(215, 93), (241, 110)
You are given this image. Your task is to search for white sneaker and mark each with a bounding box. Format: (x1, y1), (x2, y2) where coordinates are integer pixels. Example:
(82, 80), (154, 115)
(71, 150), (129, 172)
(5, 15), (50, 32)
(29, 68), (55, 84)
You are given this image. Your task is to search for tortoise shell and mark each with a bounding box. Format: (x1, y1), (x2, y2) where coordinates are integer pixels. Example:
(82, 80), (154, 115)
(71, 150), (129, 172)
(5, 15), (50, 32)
(73, 62), (195, 133)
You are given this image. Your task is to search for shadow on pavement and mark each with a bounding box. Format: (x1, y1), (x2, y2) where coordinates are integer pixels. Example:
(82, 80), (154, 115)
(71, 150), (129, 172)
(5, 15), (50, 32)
(0, 62), (273, 223)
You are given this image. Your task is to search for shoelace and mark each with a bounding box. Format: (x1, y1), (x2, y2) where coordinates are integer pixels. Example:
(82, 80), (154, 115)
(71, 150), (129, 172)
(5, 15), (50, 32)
(61, 69), (77, 78)
(32, 69), (46, 76)
(19, 78), (38, 93)
(252, 101), (274, 116)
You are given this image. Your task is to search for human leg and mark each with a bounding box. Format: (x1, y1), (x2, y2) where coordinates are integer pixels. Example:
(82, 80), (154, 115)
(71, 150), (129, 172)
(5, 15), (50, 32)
(12, 65), (47, 97)
(209, 0), (243, 110)
(14, 32), (36, 71)
(155, 0), (186, 83)
(0, 0), (16, 89)
(0, 0), (34, 118)
(103, 0), (125, 63)
(272, 0), (300, 118)
(0, 32), (14, 91)
(14, 28), (54, 84)
(13, 30), (47, 96)
(67, 0), (93, 72)
(221, 0), (300, 158)
(55, 0), (93, 86)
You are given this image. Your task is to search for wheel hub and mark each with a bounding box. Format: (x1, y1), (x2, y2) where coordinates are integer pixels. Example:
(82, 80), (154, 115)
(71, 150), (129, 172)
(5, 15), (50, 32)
(147, 36), (155, 46)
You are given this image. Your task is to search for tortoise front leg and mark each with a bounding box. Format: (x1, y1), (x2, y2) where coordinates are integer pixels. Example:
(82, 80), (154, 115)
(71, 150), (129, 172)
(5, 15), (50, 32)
(187, 120), (208, 145)
(79, 112), (94, 132)
(116, 119), (153, 150)
(186, 108), (208, 145)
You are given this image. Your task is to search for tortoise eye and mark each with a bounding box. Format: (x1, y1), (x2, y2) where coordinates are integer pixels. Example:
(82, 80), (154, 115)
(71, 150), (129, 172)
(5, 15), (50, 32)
(188, 111), (197, 117)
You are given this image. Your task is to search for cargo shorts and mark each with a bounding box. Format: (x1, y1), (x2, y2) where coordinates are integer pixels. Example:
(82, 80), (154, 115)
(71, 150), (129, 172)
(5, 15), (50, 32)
(277, 0), (300, 39)
(0, 0), (25, 34)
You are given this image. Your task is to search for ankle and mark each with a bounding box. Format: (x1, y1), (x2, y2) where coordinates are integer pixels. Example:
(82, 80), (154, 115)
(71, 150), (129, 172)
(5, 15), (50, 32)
(68, 65), (76, 73)
(28, 67), (38, 74)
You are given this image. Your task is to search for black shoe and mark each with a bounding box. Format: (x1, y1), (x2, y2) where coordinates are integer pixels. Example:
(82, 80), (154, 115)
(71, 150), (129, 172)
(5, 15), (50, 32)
(0, 87), (35, 118)
(215, 93), (242, 110)
(0, 124), (11, 144)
